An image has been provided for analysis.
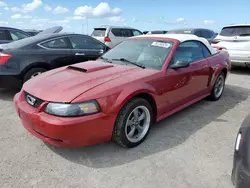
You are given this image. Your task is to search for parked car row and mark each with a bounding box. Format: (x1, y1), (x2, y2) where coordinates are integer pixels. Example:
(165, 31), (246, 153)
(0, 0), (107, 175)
(1, 23), (250, 188)
(0, 32), (110, 88)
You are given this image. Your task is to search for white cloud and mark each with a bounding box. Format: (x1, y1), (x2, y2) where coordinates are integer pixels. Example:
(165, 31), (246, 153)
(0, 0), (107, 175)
(176, 18), (185, 23)
(44, 4), (52, 11)
(0, 13), (2, 15)
(4, 7), (8, 10)
(53, 6), (69, 14)
(108, 16), (125, 23)
(132, 18), (137, 22)
(11, 14), (22, 19)
(31, 18), (49, 23)
(0, 1), (7, 7)
(204, 20), (215, 24)
(22, 0), (42, 13)
(72, 16), (85, 20)
(22, 15), (32, 19)
(16, 21), (24, 24)
(11, 7), (20, 12)
(49, 19), (70, 24)
(74, 2), (122, 18)
(11, 14), (32, 19)
(0, 21), (8, 25)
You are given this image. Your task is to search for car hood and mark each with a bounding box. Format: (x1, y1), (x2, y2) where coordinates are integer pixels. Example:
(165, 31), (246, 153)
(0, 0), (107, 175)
(23, 61), (139, 103)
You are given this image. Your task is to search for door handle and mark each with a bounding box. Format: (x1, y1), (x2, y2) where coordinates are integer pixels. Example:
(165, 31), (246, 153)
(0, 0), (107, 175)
(75, 52), (85, 56)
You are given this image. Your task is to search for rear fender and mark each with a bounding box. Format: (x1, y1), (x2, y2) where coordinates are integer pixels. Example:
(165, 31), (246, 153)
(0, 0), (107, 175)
(20, 62), (51, 77)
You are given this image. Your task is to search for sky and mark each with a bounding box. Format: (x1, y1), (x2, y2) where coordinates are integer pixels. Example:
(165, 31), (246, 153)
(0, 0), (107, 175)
(0, 0), (249, 34)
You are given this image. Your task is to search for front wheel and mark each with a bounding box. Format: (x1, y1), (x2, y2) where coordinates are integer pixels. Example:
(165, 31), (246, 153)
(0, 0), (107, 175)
(207, 72), (225, 101)
(112, 98), (153, 148)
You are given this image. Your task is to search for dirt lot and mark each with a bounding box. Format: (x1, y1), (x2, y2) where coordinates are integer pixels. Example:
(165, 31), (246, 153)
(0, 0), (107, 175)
(1, 68), (250, 188)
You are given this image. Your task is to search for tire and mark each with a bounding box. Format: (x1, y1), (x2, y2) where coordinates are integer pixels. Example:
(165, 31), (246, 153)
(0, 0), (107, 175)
(112, 98), (153, 148)
(207, 72), (225, 101)
(23, 68), (47, 83)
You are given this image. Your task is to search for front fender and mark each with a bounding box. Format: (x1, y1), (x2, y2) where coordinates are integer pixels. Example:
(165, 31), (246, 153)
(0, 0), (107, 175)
(98, 82), (157, 114)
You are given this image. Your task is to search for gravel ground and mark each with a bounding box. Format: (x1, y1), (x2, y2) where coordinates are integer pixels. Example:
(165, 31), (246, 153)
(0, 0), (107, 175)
(1, 68), (250, 188)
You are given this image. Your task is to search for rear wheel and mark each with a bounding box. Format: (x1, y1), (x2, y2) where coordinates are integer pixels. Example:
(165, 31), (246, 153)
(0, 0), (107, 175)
(112, 98), (153, 148)
(207, 72), (225, 101)
(23, 68), (47, 83)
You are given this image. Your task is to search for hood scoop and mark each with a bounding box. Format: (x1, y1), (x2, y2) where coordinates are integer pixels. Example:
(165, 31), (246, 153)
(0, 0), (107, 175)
(67, 62), (114, 73)
(68, 66), (87, 72)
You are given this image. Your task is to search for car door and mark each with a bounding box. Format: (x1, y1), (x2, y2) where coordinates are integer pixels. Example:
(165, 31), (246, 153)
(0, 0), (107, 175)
(67, 35), (107, 64)
(180, 41), (211, 95)
(38, 37), (73, 68)
(110, 28), (124, 47)
(162, 41), (210, 111)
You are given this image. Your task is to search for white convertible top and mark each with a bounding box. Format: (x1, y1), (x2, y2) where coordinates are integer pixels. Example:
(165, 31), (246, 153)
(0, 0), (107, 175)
(133, 34), (217, 55)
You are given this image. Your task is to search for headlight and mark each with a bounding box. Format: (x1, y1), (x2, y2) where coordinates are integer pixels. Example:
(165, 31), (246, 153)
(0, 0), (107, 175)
(45, 100), (100, 117)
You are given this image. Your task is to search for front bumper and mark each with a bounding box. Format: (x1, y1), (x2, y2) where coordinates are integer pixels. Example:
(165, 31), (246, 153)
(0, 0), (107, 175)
(232, 162), (250, 188)
(14, 91), (117, 147)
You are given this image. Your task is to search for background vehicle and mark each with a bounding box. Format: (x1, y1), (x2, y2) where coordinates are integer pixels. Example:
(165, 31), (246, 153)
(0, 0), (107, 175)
(146, 30), (168, 34)
(232, 113), (250, 188)
(0, 33), (109, 88)
(167, 28), (216, 43)
(91, 25), (143, 48)
(23, 29), (43, 36)
(0, 26), (30, 44)
(212, 24), (250, 67)
(14, 34), (230, 148)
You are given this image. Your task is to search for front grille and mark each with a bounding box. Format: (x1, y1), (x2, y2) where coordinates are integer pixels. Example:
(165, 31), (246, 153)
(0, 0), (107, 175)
(24, 92), (44, 108)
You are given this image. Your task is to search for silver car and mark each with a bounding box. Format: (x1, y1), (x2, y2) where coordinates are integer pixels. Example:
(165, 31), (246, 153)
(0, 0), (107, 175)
(91, 25), (143, 48)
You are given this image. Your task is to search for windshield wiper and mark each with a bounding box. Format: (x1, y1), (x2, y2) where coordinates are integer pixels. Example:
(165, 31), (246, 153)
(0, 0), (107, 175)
(99, 57), (113, 63)
(111, 58), (145, 69)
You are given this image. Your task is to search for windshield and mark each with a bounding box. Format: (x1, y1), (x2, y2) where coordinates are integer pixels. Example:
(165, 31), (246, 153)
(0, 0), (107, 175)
(101, 39), (174, 70)
(220, 26), (250, 36)
(92, 28), (106, 37)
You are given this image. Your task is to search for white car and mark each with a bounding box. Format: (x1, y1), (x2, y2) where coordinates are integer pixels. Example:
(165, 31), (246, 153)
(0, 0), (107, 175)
(91, 25), (143, 48)
(212, 24), (250, 67)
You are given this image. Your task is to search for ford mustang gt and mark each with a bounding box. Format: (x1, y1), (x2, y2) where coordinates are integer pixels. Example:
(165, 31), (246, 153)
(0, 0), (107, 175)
(14, 34), (231, 148)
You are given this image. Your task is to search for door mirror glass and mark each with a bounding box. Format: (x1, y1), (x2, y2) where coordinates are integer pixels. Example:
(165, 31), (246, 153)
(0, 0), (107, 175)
(170, 60), (189, 69)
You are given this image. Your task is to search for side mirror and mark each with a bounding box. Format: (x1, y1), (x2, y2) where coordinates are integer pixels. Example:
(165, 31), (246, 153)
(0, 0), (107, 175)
(170, 60), (190, 69)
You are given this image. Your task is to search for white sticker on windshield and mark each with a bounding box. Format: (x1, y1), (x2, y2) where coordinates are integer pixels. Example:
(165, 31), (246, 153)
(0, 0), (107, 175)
(184, 30), (192, 33)
(151, 42), (171, 48)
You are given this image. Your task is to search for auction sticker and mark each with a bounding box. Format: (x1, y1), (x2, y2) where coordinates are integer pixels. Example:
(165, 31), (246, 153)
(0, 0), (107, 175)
(151, 41), (171, 48)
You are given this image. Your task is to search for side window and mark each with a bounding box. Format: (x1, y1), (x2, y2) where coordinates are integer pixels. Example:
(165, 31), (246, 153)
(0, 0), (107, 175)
(194, 30), (203, 37)
(41, 38), (70, 49)
(200, 43), (211, 58)
(132, 30), (142, 36)
(171, 41), (204, 65)
(111, 28), (122, 37)
(9, 30), (29, 41)
(68, 35), (104, 50)
(122, 29), (133, 37)
(0, 30), (11, 40)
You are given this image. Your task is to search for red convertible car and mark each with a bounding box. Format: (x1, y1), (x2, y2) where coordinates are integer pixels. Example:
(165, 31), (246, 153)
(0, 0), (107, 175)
(14, 34), (231, 148)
